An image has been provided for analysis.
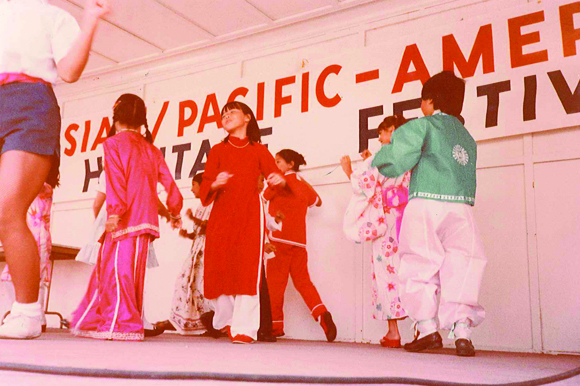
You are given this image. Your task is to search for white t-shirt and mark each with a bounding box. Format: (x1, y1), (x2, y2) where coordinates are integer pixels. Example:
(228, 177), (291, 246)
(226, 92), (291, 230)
(0, 0), (81, 84)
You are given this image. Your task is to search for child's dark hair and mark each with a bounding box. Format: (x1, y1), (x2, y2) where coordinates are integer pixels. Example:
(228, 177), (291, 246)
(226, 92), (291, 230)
(192, 172), (204, 185)
(108, 94), (153, 143)
(421, 71), (466, 123)
(377, 115), (408, 133)
(276, 149), (306, 172)
(220, 101), (261, 144)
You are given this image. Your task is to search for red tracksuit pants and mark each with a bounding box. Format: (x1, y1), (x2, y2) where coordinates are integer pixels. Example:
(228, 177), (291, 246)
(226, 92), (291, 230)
(267, 241), (327, 334)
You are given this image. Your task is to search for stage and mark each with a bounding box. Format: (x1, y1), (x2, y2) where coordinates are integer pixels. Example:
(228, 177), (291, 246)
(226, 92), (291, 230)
(0, 329), (578, 385)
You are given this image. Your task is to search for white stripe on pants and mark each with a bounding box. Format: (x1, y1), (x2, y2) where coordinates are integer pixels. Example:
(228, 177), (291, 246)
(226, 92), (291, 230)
(398, 198), (487, 330)
(211, 294), (260, 340)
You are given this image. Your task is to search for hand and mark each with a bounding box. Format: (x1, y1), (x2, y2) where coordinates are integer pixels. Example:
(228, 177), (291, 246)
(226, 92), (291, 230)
(199, 220), (208, 235)
(275, 211), (285, 224)
(267, 173), (285, 187)
(185, 208), (194, 221)
(105, 215), (120, 233)
(160, 212), (171, 223)
(84, 0), (111, 21)
(178, 229), (188, 238)
(170, 217), (182, 230)
(264, 243), (276, 254)
(211, 172), (233, 191)
(360, 149), (372, 160)
(340, 156), (353, 179)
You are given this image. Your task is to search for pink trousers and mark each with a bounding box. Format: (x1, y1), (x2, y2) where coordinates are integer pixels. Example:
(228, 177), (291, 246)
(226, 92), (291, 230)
(71, 233), (151, 341)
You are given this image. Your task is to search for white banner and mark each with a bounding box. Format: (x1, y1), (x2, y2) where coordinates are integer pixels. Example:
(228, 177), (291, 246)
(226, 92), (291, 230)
(57, 0), (580, 202)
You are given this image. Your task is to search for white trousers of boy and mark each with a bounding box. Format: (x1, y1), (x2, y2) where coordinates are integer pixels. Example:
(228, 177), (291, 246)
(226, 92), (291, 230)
(398, 198), (487, 331)
(211, 294), (260, 340)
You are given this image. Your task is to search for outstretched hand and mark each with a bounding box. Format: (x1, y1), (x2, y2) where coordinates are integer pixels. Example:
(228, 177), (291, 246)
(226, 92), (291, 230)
(211, 172), (233, 191)
(360, 149), (372, 160)
(340, 155), (353, 179)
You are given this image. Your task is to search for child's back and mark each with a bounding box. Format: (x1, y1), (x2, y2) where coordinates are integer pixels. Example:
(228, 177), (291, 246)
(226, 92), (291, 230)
(104, 131), (181, 240)
(397, 113), (477, 206)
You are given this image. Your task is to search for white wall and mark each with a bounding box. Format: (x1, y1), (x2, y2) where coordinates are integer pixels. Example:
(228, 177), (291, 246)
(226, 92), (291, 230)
(2, 0), (578, 354)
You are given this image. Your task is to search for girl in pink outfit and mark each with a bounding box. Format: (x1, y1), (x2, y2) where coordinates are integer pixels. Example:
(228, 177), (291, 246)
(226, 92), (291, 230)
(71, 94), (183, 341)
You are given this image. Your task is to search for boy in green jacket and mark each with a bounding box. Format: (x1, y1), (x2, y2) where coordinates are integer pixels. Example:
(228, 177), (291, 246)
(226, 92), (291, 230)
(371, 71), (487, 357)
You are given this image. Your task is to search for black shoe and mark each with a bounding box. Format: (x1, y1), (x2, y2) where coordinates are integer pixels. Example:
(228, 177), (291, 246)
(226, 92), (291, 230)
(200, 311), (225, 339)
(257, 331), (277, 342)
(320, 312), (337, 342)
(155, 320), (175, 331)
(403, 332), (443, 352)
(455, 339), (475, 357)
(144, 325), (164, 337)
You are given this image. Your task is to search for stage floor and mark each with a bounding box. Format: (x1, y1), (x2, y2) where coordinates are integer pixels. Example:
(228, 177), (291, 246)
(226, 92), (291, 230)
(0, 329), (578, 385)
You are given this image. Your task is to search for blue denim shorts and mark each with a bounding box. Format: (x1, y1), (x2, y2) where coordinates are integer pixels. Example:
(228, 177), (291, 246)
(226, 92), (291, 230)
(0, 82), (61, 186)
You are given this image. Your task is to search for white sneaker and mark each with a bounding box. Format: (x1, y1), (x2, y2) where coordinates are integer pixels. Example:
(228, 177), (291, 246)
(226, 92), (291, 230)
(0, 312), (42, 339)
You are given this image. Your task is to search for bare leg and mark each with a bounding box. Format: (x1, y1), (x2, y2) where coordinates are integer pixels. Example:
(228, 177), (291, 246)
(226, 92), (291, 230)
(0, 151), (51, 304)
(386, 319), (401, 340)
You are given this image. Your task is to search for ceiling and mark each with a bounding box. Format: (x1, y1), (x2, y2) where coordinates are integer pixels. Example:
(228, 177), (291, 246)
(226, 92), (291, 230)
(48, 0), (382, 74)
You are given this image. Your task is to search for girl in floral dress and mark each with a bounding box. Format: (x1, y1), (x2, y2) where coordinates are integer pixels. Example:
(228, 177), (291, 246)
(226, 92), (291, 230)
(1, 183), (53, 331)
(341, 115), (410, 348)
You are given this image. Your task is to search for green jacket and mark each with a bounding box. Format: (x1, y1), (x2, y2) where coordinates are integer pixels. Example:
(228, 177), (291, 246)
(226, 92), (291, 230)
(371, 112), (477, 206)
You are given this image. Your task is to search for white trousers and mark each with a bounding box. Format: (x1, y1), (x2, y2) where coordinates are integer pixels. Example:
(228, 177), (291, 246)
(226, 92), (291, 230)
(211, 294), (260, 340)
(398, 199), (487, 331)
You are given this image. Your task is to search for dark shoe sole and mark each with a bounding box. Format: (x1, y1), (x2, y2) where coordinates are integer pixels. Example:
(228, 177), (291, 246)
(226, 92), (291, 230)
(403, 332), (443, 352)
(404, 341), (443, 352)
(455, 339), (476, 357)
(321, 312), (337, 342)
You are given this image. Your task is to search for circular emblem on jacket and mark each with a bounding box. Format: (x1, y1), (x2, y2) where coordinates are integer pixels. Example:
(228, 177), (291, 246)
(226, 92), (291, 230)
(452, 145), (469, 166)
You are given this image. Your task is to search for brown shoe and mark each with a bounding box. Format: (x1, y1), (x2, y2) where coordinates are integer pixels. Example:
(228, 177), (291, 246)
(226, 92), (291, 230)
(455, 339), (476, 357)
(320, 312), (337, 342)
(403, 332), (443, 352)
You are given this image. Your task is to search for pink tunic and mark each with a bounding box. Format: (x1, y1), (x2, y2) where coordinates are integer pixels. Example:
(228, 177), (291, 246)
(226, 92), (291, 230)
(104, 131), (183, 240)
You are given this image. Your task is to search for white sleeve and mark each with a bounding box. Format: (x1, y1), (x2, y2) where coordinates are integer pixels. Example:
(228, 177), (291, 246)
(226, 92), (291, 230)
(96, 173), (107, 194)
(51, 10), (81, 64)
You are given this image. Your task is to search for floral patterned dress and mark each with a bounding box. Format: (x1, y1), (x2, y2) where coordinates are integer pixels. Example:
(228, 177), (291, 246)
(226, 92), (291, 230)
(169, 202), (213, 335)
(343, 158), (410, 320)
(1, 183), (53, 284)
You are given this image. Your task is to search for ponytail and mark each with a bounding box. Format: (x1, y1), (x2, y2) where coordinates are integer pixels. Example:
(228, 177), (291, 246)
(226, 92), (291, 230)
(276, 149), (307, 171)
(143, 122), (153, 144)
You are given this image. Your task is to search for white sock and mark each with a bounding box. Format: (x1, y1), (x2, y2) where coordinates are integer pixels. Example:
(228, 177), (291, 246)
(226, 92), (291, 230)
(416, 318), (438, 339)
(12, 301), (42, 319)
(451, 319), (472, 340)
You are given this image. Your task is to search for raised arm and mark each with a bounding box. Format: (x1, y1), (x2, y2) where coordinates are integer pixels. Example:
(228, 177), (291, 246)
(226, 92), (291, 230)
(371, 119), (427, 178)
(56, 0), (110, 83)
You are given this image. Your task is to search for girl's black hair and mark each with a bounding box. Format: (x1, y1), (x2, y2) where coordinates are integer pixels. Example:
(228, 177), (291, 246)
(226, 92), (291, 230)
(377, 114), (408, 133)
(192, 172), (204, 185)
(108, 94), (153, 143)
(276, 149), (306, 172)
(421, 71), (466, 123)
(220, 101), (261, 144)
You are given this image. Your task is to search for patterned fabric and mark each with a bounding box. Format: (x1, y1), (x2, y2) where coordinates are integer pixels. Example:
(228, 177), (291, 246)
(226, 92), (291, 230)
(343, 158), (410, 320)
(1, 183), (52, 283)
(372, 112), (477, 206)
(169, 203), (213, 335)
